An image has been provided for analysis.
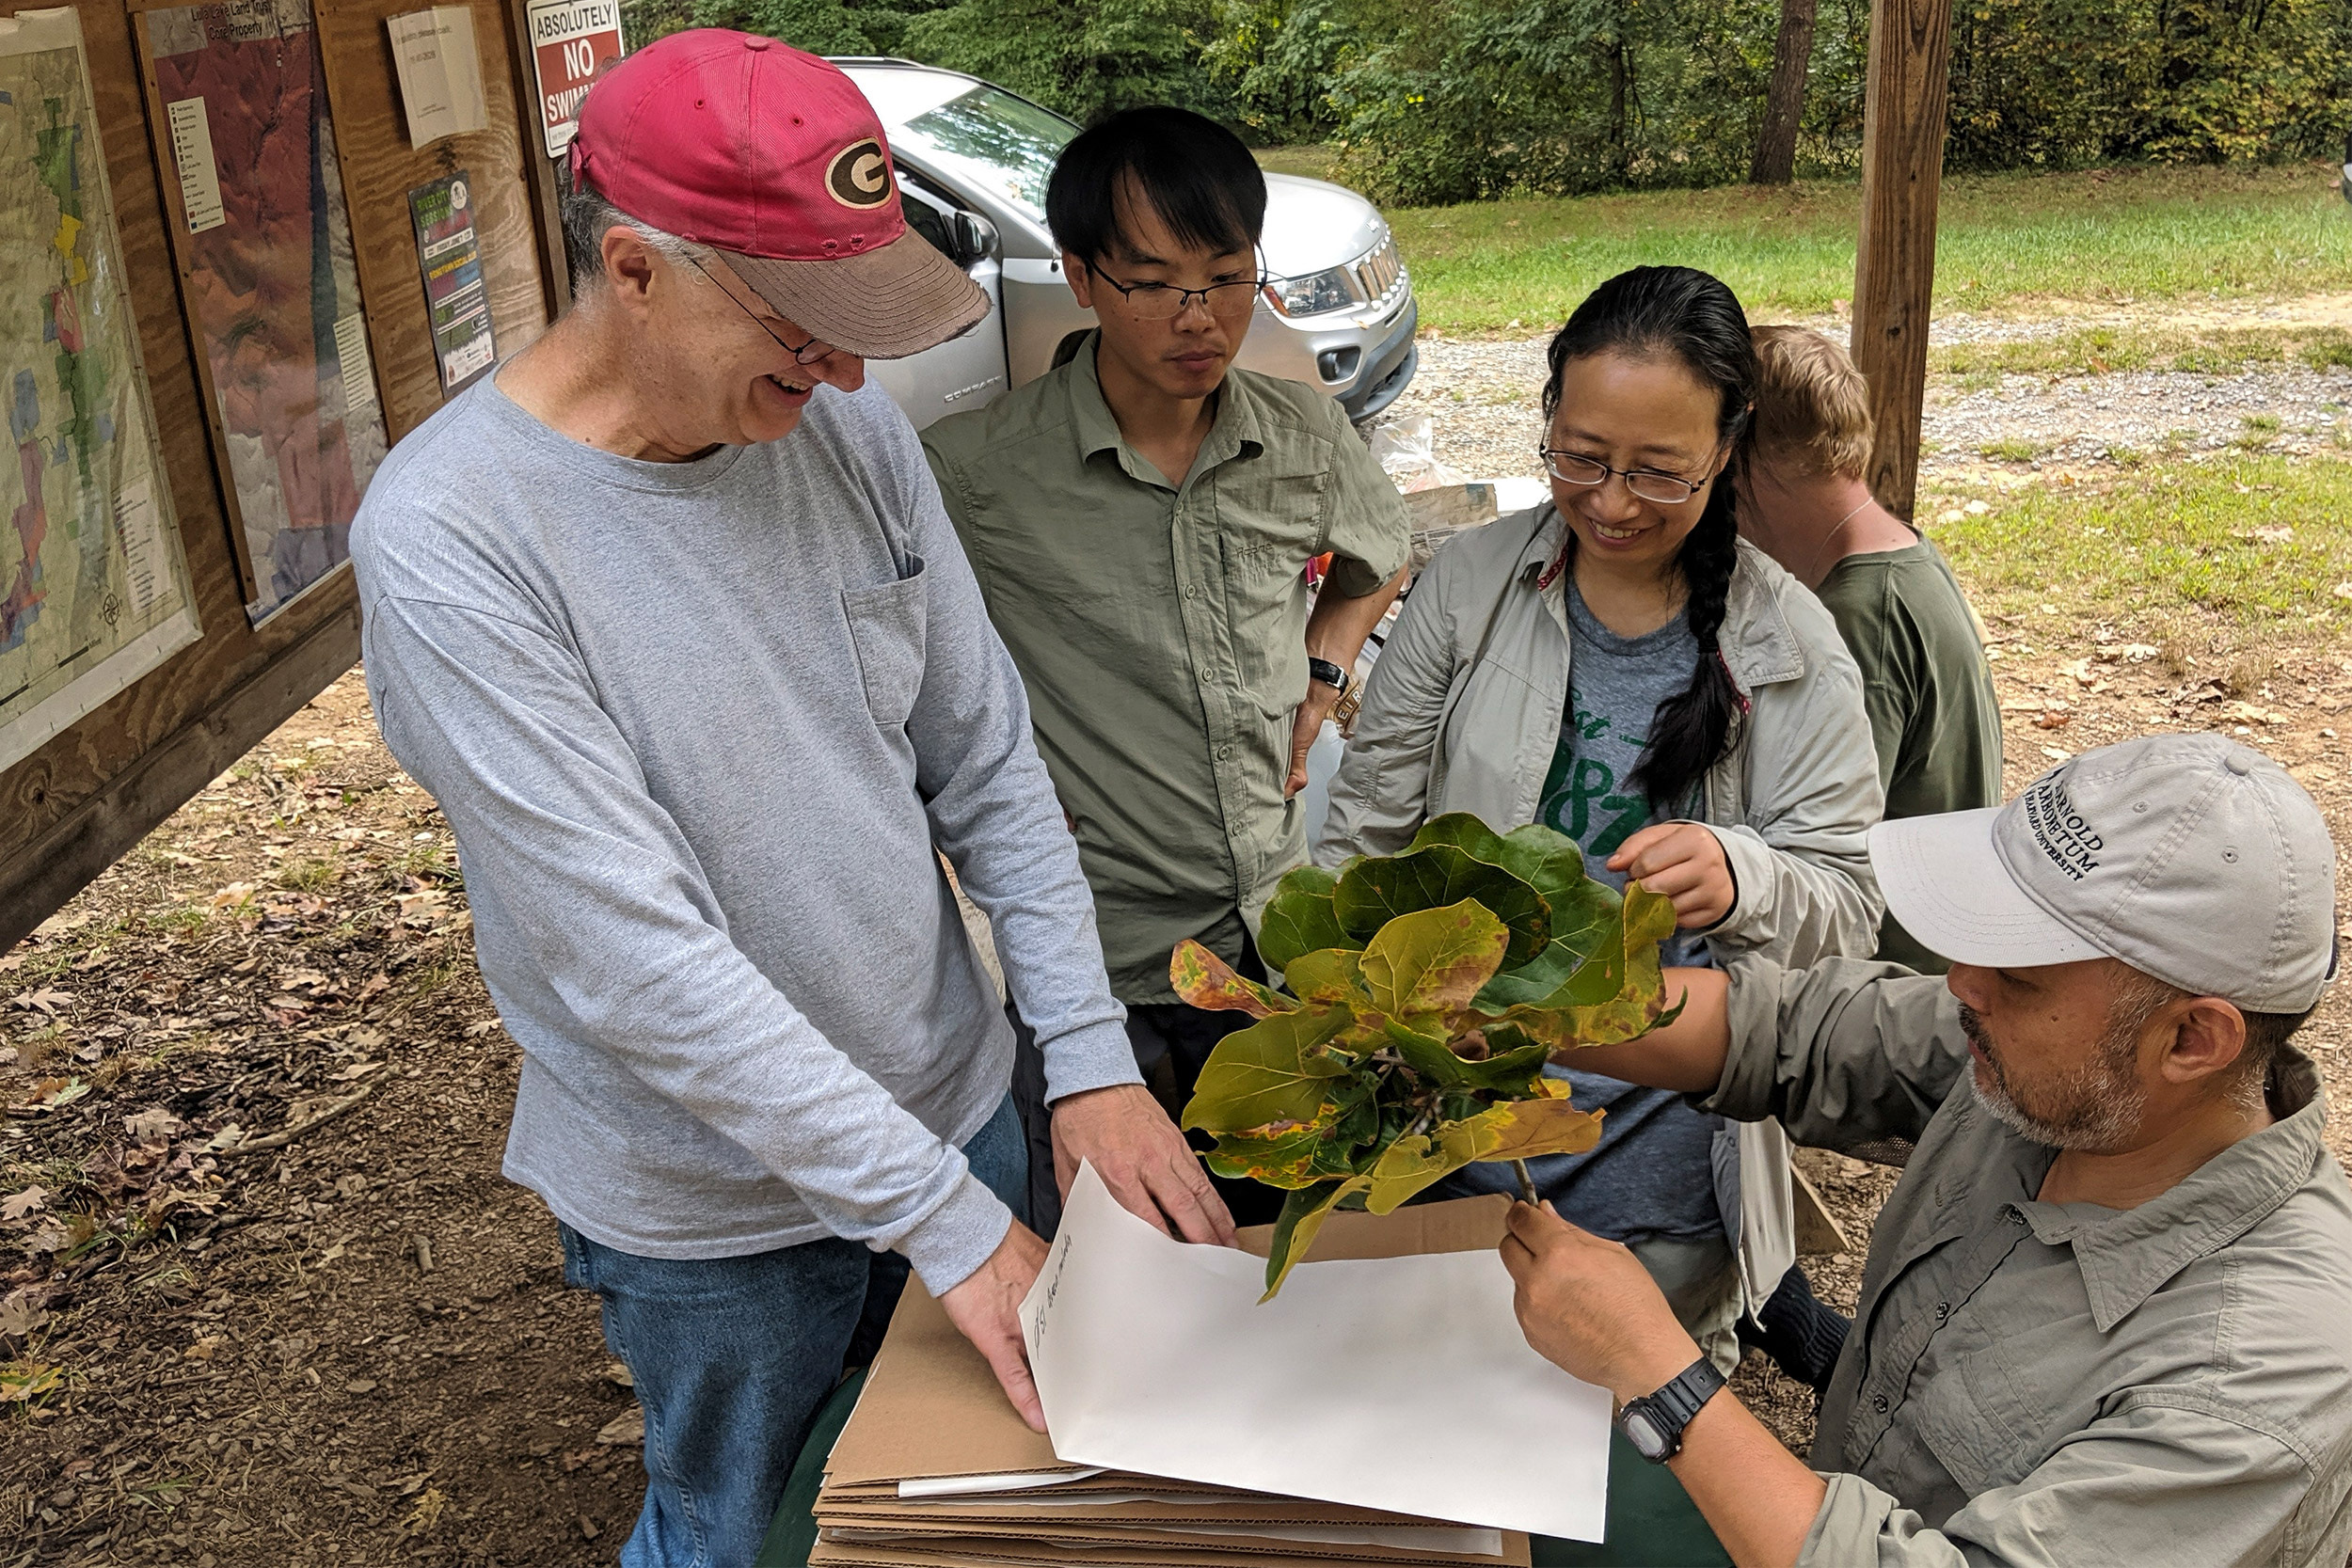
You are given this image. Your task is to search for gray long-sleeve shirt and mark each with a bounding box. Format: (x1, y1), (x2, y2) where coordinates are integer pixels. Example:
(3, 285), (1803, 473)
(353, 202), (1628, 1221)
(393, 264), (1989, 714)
(350, 374), (1139, 1292)
(1711, 958), (2352, 1566)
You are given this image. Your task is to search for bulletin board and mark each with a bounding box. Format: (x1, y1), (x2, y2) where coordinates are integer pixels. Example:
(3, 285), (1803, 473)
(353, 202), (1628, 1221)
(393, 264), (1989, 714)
(0, 0), (565, 946)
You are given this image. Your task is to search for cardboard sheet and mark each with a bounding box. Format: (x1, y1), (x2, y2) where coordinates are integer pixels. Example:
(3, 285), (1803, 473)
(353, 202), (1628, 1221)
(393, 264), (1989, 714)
(1022, 1165), (1613, 1544)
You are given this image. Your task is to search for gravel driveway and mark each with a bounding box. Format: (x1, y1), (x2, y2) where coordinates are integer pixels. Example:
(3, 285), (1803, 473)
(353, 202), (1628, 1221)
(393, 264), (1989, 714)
(1377, 311), (2352, 485)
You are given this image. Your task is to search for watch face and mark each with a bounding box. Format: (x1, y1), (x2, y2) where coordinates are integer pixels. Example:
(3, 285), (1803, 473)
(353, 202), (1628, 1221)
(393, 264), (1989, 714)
(1622, 1409), (1668, 1459)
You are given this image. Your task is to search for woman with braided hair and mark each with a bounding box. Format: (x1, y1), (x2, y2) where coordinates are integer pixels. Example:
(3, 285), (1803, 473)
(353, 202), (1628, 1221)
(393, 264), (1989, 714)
(1318, 266), (1884, 1369)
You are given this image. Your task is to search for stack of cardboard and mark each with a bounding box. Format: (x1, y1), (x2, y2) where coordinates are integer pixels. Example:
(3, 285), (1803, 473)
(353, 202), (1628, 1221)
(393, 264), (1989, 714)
(808, 1198), (1536, 1568)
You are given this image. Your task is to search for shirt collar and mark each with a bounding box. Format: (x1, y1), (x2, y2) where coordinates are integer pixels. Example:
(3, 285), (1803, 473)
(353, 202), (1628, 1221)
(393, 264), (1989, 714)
(2016, 1048), (2329, 1332)
(1065, 331), (1264, 488)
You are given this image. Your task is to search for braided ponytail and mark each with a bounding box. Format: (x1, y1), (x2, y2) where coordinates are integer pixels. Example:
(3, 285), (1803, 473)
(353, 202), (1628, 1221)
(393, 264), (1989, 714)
(1540, 265), (1757, 811)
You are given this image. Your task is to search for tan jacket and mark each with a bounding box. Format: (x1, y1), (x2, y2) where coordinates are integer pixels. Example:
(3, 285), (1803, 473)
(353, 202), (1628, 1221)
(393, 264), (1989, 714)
(1721, 958), (2352, 1567)
(1316, 506), (1886, 1311)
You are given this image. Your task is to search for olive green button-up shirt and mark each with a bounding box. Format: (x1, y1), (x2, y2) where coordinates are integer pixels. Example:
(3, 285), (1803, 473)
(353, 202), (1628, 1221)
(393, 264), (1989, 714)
(922, 338), (1409, 1003)
(1711, 958), (2352, 1567)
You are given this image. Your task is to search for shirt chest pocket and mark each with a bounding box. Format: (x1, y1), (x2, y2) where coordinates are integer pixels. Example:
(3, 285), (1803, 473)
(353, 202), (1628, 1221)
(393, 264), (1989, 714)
(1913, 1338), (2044, 1497)
(841, 556), (928, 729)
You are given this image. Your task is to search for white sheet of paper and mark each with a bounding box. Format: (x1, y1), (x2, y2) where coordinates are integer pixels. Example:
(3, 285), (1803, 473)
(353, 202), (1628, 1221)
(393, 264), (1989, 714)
(1022, 1164), (1613, 1543)
(387, 6), (486, 148)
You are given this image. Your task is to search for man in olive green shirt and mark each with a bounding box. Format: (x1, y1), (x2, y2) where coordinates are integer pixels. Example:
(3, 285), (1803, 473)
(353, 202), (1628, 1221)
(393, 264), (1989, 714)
(1501, 734), (2351, 1567)
(1739, 325), (2002, 974)
(923, 108), (1409, 1230)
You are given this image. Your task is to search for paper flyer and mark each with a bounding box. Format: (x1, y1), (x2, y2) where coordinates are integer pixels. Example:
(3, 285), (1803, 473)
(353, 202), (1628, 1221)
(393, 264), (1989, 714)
(407, 172), (498, 391)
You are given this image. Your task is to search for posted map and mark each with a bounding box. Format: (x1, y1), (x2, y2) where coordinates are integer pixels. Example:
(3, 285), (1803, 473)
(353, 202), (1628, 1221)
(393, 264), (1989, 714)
(0, 8), (198, 773)
(147, 0), (385, 623)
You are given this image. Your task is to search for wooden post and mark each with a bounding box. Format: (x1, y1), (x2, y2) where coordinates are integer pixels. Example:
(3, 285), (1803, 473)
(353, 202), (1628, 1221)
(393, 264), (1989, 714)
(1849, 0), (1954, 521)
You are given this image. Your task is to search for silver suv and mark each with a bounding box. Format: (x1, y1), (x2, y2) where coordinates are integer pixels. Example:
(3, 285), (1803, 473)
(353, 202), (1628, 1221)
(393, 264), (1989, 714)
(836, 59), (1420, 431)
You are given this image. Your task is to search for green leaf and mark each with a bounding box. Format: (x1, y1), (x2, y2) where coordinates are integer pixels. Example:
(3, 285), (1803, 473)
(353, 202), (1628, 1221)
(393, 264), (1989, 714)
(1475, 831), (1620, 1011)
(1283, 947), (1368, 1007)
(1500, 882), (1683, 1051)
(1332, 844), (1550, 967)
(1447, 1021), (1551, 1095)
(1378, 1017), (1476, 1085)
(1169, 939), (1298, 1018)
(1403, 812), (1515, 862)
(1357, 898), (1509, 1022)
(1201, 1120), (1327, 1188)
(1258, 865), (1359, 972)
(1262, 1176), (1368, 1301)
(1180, 1006), (1353, 1134)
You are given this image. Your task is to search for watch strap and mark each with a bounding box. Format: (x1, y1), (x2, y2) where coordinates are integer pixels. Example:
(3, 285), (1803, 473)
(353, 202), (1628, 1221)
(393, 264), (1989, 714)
(1308, 656), (1350, 694)
(1621, 1355), (1724, 1463)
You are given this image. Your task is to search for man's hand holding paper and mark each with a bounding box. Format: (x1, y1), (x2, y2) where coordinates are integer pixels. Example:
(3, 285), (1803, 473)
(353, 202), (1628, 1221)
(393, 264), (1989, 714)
(1050, 1083), (1237, 1245)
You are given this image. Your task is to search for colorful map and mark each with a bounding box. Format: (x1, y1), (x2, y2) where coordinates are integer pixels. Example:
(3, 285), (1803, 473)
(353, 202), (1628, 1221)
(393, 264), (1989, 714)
(0, 8), (198, 773)
(148, 0), (385, 623)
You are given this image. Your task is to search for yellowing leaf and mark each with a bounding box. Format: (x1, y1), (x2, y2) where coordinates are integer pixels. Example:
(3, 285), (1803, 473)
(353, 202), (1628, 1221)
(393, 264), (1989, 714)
(1202, 1120), (1327, 1188)
(1358, 898), (1509, 1024)
(1169, 939), (1297, 1018)
(1180, 1007), (1352, 1134)
(1466, 1095), (1606, 1164)
(1282, 947), (1367, 1006)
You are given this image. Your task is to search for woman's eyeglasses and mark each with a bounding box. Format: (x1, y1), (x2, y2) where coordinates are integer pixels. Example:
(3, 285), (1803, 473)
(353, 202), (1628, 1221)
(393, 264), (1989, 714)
(1084, 258), (1267, 322)
(1537, 447), (1711, 505)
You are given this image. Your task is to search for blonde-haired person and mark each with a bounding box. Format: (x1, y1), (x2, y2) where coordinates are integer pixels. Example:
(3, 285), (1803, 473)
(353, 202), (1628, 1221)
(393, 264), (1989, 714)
(1737, 325), (2001, 974)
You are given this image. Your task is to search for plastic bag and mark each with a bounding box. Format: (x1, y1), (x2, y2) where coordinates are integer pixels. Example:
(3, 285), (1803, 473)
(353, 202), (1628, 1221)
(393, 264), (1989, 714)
(1366, 415), (1463, 494)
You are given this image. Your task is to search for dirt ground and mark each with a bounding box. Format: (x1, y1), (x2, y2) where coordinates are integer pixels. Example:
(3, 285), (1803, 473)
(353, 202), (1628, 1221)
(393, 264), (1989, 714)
(6, 554), (2352, 1560)
(9, 630), (2350, 1563)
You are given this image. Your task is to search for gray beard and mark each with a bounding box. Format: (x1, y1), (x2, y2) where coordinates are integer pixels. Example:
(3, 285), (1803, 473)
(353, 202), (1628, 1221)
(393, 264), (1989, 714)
(1962, 1007), (2148, 1153)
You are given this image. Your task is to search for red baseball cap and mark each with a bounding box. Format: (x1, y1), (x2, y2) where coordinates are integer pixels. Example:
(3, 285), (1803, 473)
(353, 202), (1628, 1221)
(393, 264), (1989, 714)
(570, 29), (988, 359)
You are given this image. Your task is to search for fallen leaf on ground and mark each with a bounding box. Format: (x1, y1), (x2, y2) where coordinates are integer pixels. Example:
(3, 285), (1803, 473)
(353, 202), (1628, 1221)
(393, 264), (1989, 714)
(123, 1108), (185, 1144)
(1, 1186), (48, 1223)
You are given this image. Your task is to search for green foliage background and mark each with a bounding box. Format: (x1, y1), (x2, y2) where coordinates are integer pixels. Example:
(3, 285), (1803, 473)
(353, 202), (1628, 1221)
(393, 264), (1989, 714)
(619, 0), (2352, 206)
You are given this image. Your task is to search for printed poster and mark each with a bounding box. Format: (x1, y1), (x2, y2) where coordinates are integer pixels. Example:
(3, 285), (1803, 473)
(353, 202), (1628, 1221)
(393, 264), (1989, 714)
(143, 0), (387, 625)
(0, 8), (199, 772)
(407, 173), (496, 392)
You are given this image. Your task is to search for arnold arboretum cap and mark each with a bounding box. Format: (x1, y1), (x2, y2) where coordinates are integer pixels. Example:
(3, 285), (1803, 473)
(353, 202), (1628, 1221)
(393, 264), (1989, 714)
(1870, 733), (2338, 1013)
(570, 29), (989, 359)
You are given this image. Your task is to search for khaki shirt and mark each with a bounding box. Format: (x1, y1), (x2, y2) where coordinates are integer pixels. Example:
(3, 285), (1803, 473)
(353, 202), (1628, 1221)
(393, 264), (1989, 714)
(923, 338), (1409, 1003)
(1713, 958), (2352, 1567)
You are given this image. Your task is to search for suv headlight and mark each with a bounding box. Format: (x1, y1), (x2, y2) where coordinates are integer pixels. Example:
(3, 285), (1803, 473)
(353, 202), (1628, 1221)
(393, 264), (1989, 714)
(1267, 265), (1358, 318)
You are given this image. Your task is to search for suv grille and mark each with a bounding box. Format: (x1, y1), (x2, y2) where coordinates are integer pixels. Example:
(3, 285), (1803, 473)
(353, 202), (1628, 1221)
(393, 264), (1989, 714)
(1352, 233), (1405, 306)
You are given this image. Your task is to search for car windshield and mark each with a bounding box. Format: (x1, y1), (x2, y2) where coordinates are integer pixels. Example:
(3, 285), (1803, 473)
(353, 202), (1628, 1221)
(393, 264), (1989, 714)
(891, 87), (1075, 223)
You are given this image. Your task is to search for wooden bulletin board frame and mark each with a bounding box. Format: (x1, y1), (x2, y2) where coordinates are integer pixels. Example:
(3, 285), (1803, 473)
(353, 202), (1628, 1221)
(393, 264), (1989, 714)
(1, 0), (564, 948)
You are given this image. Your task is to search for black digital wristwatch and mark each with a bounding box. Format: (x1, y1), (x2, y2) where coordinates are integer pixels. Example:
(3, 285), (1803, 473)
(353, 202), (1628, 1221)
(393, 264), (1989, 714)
(1614, 1355), (1725, 1464)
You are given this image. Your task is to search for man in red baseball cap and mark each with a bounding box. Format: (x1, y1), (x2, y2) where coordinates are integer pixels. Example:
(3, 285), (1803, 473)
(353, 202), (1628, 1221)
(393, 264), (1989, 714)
(350, 31), (1226, 1565)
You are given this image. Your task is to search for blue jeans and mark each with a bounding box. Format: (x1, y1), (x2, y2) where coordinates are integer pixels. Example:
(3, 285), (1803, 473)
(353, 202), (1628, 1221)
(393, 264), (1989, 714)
(559, 1094), (1028, 1568)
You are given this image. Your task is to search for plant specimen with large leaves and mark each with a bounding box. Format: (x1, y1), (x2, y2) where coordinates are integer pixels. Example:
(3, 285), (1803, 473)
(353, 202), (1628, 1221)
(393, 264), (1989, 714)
(1171, 814), (1682, 1298)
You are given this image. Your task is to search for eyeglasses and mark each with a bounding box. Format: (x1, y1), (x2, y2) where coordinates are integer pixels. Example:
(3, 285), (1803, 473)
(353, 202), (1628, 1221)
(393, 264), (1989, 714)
(687, 255), (838, 365)
(1083, 258), (1267, 321)
(1537, 447), (1713, 505)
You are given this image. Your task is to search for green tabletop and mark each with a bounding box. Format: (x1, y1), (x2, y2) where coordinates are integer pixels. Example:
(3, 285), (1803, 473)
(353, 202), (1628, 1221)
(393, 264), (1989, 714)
(757, 1372), (1728, 1568)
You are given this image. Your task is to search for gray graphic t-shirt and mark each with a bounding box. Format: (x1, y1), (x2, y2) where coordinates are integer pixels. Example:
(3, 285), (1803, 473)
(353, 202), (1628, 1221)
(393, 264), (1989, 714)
(1433, 575), (1724, 1245)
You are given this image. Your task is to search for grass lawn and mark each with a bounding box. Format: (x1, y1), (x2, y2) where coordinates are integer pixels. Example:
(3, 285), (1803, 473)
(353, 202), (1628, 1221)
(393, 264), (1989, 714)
(1360, 163), (2352, 335)
(1928, 452), (2352, 632)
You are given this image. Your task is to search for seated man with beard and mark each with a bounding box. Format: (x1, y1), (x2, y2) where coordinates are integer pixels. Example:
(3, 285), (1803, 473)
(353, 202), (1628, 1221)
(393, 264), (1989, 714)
(1497, 733), (2352, 1567)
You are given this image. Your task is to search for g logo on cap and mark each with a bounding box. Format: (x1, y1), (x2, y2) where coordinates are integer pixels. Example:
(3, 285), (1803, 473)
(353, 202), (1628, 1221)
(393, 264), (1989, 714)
(826, 138), (892, 209)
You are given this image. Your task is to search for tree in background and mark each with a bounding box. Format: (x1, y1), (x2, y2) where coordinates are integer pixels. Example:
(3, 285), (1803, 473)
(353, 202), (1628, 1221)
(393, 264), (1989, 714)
(1749, 0), (1818, 183)
(618, 0), (2351, 206)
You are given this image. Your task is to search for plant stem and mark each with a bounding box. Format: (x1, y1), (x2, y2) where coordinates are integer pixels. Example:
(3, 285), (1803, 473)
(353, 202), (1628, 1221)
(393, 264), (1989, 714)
(1511, 1159), (1538, 1206)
